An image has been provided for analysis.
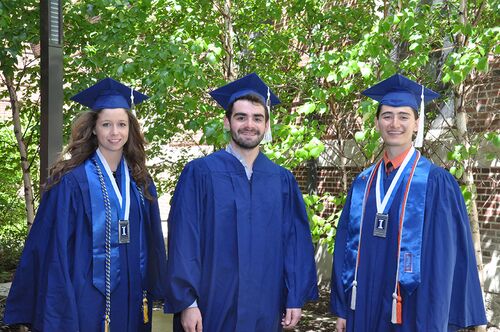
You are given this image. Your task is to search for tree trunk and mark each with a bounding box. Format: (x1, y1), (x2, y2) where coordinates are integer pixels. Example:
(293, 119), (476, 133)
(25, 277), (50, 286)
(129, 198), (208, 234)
(306, 157), (318, 195)
(455, 83), (487, 332)
(455, 1), (486, 331)
(4, 74), (35, 230)
(221, 0), (236, 81)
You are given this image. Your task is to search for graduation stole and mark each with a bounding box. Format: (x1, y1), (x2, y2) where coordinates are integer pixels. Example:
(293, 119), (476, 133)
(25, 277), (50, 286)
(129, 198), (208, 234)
(341, 148), (431, 324)
(84, 149), (149, 329)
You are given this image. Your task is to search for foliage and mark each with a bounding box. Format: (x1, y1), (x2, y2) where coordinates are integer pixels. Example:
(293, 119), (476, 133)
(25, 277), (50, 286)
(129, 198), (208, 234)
(0, 0), (498, 259)
(0, 0), (40, 279)
(304, 193), (345, 254)
(0, 127), (28, 279)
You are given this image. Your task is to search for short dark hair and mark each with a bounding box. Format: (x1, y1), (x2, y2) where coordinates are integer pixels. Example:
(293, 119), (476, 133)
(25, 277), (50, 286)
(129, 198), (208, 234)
(226, 93), (269, 121)
(376, 103), (418, 118)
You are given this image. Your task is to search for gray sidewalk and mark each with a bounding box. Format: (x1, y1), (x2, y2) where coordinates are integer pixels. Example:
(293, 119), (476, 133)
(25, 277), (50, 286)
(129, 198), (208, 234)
(0, 283), (10, 298)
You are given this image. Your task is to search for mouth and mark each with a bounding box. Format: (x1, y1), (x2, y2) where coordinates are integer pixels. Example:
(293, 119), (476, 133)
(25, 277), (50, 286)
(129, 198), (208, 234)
(239, 130), (259, 137)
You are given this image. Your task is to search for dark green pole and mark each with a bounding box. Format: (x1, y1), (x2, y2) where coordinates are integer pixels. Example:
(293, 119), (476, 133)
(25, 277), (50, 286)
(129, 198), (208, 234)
(40, 0), (63, 186)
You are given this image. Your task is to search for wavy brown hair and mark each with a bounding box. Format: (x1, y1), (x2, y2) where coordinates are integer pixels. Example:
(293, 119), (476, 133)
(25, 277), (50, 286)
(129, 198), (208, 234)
(47, 109), (154, 200)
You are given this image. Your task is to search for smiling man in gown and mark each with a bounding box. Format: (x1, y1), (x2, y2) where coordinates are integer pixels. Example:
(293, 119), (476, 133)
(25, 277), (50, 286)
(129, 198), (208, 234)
(165, 73), (318, 332)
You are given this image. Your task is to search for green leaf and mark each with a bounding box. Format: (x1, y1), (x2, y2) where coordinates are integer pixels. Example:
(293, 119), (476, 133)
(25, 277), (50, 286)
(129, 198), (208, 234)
(298, 103), (316, 115)
(476, 57), (488, 72)
(359, 63), (372, 78)
(354, 131), (365, 142)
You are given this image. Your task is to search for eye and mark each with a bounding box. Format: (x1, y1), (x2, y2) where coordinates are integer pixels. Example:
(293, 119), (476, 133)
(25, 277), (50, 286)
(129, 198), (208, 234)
(102, 122), (111, 127)
(119, 122), (128, 127)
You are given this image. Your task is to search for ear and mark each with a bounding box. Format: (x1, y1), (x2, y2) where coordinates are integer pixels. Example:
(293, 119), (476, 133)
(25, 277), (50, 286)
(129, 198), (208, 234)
(414, 117), (419, 132)
(374, 117), (380, 131)
(223, 117), (230, 131)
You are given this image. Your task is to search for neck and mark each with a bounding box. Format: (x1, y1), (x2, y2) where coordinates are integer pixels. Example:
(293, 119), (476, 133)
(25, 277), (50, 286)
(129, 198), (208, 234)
(98, 148), (123, 171)
(229, 141), (260, 168)
(384, 144), (412, 160)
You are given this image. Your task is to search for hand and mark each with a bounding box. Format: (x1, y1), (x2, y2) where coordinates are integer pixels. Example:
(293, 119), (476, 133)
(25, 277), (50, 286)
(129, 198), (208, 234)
(281, 308), (302, 329)
(180, 307), (203, 332)
(336, 317), (346, 332)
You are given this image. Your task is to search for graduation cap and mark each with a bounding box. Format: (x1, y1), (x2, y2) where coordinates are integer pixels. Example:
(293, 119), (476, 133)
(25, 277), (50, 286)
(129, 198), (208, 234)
(70, 77), (149, 112)
(209, 73), (281, 143)
(361, 73), (440, 148)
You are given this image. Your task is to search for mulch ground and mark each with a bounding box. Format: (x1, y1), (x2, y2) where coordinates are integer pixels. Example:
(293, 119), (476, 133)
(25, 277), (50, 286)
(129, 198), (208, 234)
(2, 285), (497, 331)
(293, 284), (337, 331)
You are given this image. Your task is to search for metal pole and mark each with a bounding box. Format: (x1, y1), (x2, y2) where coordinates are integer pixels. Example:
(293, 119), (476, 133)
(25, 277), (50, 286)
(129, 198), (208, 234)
(40, 0), (63, 186)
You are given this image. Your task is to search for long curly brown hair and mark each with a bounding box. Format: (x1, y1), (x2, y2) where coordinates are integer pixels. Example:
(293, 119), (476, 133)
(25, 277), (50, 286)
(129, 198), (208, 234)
(47, 109), (154, 200)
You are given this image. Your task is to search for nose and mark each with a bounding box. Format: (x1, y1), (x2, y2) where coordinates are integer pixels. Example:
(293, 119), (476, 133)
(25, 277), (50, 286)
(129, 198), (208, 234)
(242, 118), (257, 128)
(111, 124), (119, 135)
(389, 117), (400, 128)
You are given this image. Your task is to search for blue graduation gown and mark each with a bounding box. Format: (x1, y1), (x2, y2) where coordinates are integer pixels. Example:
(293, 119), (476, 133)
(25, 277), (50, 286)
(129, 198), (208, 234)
(165, 150), (318, 332)
(330, 162), (487, 331)
(4, 162), (168, 332)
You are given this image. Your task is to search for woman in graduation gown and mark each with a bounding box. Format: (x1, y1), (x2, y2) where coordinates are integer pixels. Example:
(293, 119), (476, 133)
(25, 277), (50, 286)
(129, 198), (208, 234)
(3, 78), (168, 332)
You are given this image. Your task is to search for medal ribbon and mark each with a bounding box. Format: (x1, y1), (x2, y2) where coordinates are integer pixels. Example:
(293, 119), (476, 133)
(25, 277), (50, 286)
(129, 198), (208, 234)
(375, 147), (415, 214)
(96, 149), (131, 222)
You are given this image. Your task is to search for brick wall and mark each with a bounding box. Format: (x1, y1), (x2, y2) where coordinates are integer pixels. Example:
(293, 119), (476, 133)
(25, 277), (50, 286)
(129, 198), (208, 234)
(465, 58), (500, 132)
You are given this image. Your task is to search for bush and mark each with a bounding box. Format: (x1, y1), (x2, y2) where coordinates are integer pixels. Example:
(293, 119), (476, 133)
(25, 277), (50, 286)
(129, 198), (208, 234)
(0, 126), (29, 283)
(0, 220), (27, 283)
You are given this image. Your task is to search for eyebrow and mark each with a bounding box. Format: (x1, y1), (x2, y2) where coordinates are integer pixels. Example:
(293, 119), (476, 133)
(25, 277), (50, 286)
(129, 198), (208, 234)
(380, 111), (413, 116)
(233, 112), (265, 118)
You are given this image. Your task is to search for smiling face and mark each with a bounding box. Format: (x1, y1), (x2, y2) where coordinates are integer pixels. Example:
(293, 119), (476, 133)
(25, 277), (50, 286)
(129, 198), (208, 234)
(224, 99), (268, 150)
(375, 104), (418, 157)
(93, 108), (130, 157)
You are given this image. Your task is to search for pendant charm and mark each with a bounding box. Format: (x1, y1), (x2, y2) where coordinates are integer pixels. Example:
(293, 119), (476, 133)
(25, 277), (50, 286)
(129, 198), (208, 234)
(119, 220), (130, 244)
(143, 291), (149, 323)
(373, 213), (388, 238)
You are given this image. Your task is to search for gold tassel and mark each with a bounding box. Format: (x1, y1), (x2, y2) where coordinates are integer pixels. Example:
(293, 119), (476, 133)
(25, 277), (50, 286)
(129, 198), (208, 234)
(105, 315), (110, 332)
(143, 295), (149, 323)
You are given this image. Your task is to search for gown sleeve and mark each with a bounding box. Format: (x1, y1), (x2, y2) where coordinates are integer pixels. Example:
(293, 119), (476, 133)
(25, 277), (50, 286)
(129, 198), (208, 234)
(164, 161), (206, 313)
(282, 170), (319, 308)
(3, 175), (81, 331)
(329, 186), (353, 319)
(144, 181), (169, 300)
(416, 168), (487, 331)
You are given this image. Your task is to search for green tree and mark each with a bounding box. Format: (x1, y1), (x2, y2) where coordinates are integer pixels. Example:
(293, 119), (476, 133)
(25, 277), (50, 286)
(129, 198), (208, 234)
(1, 5), (497, 324)
(0, 0), (40, 229)
(0, 127), (28, 282)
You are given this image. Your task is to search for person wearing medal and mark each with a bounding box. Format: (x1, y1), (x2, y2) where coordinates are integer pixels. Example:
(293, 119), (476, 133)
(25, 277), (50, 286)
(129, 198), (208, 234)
(330, 74), (487, 331)
(3, 78), (168, 331)
(164, 73), (319, 332)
